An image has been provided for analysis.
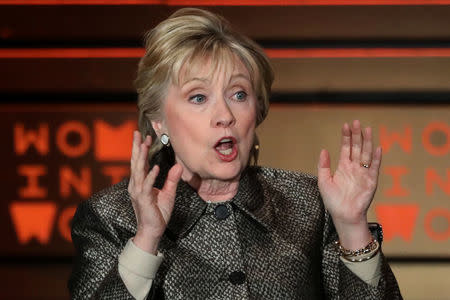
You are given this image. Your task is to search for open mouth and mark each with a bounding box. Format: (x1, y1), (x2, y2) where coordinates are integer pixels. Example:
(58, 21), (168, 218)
(214, 137), (237, 161)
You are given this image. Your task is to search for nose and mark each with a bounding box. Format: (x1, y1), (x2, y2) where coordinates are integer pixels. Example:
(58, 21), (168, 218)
(211, 97), (236, 128)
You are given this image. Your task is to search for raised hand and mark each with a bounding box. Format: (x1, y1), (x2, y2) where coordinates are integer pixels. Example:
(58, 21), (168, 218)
(317, 120), (382, 250)
(128, 131), (183, 254)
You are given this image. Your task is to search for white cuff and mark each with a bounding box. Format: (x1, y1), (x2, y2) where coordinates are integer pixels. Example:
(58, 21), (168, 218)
(341, 252), (382, 287)
(119, 238), (164, 279)
(118, 238), (164, 300)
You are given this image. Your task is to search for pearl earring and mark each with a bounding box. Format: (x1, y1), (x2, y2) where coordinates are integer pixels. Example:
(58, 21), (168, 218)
(160, 133), (170, 147)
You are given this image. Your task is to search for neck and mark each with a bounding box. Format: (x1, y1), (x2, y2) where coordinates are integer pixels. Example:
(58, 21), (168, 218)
(184, 174), (240, 203)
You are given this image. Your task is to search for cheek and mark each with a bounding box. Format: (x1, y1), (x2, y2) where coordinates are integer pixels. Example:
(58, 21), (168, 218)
(164, 104), (187, 146)
(239, 105), (257, 134)
(237, 109), (257, 150)
(165, 107), (206, 152)
(165, 101), (188, 135)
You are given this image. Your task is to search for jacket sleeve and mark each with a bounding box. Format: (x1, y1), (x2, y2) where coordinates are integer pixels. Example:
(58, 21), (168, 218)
(68, 197), (136, 300)
(321, 210), (403, 299)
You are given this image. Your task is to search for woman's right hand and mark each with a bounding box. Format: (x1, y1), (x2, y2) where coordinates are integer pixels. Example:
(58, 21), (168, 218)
(128, 131), (183, 255)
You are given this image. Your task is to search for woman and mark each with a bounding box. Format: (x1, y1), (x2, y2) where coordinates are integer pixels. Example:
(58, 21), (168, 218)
(69, 8), (402, 299)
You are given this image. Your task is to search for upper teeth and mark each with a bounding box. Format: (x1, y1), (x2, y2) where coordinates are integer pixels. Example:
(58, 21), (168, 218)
(220, 138), (232, 143)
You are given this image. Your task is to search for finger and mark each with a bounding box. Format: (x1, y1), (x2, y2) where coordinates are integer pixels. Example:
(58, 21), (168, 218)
(350, 120), (362, 162)
(143, 135), (151, 174)
(369, 146), (383, 178)
(161, 164), (183, 197)
(128, 175), (134, 190)
(338, 122), (351, 163)
(142, 165), (160, 197)
(317, 149), (332, 185)
(127, 176), (134, 196)
(129, 132), (141, 192)
(130, 130), (141, 171)
(360, 127), (373, 166)
(135, 135), (151, 186)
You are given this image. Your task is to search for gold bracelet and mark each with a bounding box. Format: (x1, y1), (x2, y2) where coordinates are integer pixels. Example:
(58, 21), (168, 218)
(341, 248), (379, 262)
(334, 236), (380, 262)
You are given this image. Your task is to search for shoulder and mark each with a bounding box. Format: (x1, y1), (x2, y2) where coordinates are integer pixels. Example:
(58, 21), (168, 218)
(250, 165), (320, 198)
(72, 178), (136, 239)
(86, 178), (131, 213)
(80, 178), (131, 218)
(248, 165), (324, 221)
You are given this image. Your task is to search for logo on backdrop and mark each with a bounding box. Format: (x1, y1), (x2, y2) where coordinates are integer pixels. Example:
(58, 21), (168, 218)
(1, 107), (137, 255)
(377, 122), (449, 242)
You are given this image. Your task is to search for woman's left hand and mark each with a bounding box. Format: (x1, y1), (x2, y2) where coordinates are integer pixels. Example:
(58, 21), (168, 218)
(317, 120), (382, 250)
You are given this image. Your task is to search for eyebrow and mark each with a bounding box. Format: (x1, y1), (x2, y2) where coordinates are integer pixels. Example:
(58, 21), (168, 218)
(181, 72), (251, 90)
(181, 77), (209, 88)
(229, 73), (251, 83)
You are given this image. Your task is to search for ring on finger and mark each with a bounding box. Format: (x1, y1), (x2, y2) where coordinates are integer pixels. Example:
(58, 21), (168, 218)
(360, 162), (371, 168)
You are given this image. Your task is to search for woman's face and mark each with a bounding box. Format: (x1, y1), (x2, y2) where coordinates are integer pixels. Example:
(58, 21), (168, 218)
(152, 55), (257, 182)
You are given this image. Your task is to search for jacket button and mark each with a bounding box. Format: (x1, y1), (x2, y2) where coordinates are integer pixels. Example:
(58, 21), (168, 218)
(229, 271), (246, 285)
(214, 204), (230, 220)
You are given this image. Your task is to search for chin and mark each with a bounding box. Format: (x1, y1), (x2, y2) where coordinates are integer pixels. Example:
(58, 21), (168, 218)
(211, 162), (245, 181)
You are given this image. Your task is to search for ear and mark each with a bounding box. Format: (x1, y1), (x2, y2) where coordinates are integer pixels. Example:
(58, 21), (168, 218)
(151, 120), (165, 137)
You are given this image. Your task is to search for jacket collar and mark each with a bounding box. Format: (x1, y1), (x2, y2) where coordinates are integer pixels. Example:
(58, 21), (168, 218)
(165, 166), (270, 239)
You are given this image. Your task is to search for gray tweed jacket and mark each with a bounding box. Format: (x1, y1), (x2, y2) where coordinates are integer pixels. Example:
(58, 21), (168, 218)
(68, 166), (402, 299)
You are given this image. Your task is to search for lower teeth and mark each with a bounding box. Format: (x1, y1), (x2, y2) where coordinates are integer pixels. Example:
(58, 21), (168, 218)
(218, 148), (232, 155)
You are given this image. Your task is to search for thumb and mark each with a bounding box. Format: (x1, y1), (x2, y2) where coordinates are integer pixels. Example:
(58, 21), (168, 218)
(161, 163), (183, 198)
(157, 164), (183, 219)
(317, 149), (332, 184)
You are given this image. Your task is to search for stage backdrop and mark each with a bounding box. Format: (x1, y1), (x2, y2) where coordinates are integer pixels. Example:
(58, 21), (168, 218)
(1, 103), (449, 258)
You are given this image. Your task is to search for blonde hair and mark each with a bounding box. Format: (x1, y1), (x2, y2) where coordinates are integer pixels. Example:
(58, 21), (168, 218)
(135, 8), (274, 164)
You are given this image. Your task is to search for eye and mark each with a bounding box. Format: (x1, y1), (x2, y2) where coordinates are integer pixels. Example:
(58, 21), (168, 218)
(234, 91), (247, 101)
(189, 94), (206, 104)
